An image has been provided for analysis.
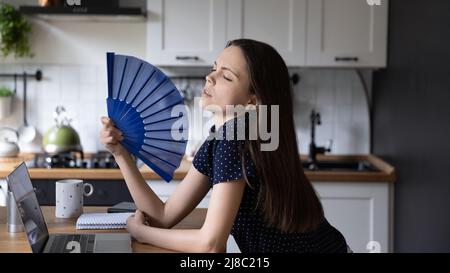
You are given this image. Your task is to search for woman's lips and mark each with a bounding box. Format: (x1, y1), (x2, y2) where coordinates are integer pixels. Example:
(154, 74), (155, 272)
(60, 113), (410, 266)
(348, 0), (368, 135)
(203, 89), (212, 97)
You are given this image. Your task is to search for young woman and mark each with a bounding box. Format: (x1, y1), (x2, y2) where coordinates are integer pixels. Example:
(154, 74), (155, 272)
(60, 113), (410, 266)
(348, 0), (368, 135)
(100, 39), (348, 253)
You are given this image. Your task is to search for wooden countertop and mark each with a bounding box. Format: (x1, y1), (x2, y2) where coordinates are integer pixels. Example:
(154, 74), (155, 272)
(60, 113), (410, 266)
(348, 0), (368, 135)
(0, 153), (191, 180)
(0, 153), (395, 183)
(0, 206), (207, 253)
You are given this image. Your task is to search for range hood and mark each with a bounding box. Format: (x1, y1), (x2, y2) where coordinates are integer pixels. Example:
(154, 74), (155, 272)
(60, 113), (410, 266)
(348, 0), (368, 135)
(19, 1), (146, 22)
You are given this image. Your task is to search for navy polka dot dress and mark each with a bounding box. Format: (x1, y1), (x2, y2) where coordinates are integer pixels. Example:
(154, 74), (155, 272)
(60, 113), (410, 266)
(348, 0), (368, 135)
(193, 114), (348, 253)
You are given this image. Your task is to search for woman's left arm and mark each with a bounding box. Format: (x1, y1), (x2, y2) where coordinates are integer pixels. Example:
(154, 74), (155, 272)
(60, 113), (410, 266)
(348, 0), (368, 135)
(126, 178), (246, 253)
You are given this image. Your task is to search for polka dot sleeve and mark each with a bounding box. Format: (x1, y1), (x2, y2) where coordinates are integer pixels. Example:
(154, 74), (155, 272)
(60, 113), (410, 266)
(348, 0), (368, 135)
(211, 139), (256, 185)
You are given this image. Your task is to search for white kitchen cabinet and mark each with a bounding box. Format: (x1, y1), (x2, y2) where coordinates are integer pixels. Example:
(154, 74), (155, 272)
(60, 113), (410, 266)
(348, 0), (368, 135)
(146, 0), (228, 66)
(227, 0), (307, 66)
(146, 0), (388, 68)
(146, 0), (308, 66)
(313, 182), (393, 253)
(306, 0), (388, 67)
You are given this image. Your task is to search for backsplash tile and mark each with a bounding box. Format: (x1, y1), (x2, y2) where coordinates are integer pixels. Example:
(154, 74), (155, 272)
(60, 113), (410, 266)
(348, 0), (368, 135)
(0, 64), (370, 155)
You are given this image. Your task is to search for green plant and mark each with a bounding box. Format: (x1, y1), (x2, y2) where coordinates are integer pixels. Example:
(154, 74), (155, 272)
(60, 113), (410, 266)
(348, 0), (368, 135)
(0, 2), (33, 58)
(0, 86), (13, 97)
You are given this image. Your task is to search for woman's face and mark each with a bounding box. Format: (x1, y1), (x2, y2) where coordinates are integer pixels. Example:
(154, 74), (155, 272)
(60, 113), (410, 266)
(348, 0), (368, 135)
(201, 45), (254, 113)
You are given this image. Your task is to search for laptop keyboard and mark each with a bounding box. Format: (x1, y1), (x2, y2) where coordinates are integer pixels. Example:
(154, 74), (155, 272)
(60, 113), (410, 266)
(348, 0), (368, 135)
(49, 234), (96, 253)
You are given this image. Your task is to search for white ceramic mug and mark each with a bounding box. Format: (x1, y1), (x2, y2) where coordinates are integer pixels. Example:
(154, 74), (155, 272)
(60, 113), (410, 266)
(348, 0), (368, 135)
(55, 179), (94, 218)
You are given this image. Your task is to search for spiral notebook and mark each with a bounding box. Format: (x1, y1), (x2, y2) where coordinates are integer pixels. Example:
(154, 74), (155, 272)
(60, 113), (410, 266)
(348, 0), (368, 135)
(76, 212), (134, 230)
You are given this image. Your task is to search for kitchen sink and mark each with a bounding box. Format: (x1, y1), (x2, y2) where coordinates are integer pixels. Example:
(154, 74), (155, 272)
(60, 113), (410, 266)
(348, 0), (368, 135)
(301, 160), (377, 172)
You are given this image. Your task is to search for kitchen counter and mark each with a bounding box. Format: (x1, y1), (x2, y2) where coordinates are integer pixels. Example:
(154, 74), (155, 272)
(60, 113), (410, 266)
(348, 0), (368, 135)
(0, 153), (191, 181)
(0, 206), (207, 253)
(0, 153), (395, 183)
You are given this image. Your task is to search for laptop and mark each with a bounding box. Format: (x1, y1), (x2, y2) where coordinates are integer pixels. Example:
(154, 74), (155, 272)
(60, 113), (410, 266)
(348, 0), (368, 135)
(6, 162), (132, 253)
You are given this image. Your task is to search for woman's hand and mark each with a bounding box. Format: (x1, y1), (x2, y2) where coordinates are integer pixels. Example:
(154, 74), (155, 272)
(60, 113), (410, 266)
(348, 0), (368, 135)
(100, 116), (127, 157)
(126, 210), (150, 243)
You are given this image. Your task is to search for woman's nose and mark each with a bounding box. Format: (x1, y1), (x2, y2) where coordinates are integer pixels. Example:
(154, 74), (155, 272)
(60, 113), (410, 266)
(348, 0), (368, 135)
(206, 73), (216, 85)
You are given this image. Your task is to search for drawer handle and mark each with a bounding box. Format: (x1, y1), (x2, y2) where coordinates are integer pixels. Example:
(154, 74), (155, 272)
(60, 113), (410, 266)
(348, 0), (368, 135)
(335, 56), (359, 62)
(175, 55), (200, 61)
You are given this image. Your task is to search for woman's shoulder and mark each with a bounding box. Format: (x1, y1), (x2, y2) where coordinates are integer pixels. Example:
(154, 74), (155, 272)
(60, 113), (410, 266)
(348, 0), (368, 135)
(210, 112), (252, 142)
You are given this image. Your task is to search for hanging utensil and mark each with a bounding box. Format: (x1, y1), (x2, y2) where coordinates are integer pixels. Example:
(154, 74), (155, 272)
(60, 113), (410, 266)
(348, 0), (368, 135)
(13, 74), (17, 95)
(18, 73), (37, 143)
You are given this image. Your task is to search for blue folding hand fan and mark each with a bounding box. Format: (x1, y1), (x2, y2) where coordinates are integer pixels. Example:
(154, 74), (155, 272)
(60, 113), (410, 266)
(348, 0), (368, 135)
(106, 52), (188, 182)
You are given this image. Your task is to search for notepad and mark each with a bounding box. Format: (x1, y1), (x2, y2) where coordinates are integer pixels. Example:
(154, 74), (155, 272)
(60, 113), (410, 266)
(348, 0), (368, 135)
(76, 212), (134, 230)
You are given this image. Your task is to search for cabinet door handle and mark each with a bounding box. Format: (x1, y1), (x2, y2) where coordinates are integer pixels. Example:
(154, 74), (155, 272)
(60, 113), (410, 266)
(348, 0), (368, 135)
(335, 56), (359, 62)
(175, 55), (200, 61)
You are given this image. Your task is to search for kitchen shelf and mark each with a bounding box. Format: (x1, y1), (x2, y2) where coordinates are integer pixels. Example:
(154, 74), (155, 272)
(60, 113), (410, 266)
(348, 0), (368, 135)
(19, 6), (147, 22)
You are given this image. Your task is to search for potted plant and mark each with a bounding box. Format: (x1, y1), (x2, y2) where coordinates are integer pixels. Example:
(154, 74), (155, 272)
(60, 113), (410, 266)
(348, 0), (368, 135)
(0, 87), (13, 119)
(0, 3), (33, 58)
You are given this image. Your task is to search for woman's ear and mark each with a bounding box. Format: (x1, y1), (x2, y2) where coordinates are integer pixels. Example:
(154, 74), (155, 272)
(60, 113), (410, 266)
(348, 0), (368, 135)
(245, 95), (258, 111)
(247, 94), (258, 106)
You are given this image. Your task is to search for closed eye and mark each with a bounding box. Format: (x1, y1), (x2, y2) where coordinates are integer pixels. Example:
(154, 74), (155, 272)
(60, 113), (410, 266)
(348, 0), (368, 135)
(210, 67), (232, 82)
(223, 75), (232, 81)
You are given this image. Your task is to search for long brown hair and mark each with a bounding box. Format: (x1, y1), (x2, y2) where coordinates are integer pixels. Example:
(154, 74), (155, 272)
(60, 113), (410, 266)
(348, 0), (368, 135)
(226, 39), (324, 233)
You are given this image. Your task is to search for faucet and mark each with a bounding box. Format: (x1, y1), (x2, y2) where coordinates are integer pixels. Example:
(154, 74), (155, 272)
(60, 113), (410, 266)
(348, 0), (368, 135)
(308, 109), (332, 170)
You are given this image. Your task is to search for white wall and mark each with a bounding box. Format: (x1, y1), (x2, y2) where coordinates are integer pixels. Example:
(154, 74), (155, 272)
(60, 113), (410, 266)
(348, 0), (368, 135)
(293, 68), (371, 154)
(1, 1), (147, 65)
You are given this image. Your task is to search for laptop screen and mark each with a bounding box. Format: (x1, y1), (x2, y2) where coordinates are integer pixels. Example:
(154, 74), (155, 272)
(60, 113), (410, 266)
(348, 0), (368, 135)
(6, 162), (49, 253)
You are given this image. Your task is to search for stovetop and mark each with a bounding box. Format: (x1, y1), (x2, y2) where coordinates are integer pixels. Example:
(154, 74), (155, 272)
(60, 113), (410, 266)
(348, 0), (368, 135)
(26, 151), (119, 169)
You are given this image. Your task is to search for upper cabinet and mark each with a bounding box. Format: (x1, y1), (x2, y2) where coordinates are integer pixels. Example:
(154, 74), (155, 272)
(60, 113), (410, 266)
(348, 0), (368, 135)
(227, 0), (307, 67)
(147, 0), (388, 67)
(147, 0), (228, 66)
(306, 0), (388, 67)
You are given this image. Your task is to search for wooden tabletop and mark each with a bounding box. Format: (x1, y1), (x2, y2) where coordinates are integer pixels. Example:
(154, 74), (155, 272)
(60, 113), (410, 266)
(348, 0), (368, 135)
(0, 206), (207, 253)
(0, 153), (395, 182)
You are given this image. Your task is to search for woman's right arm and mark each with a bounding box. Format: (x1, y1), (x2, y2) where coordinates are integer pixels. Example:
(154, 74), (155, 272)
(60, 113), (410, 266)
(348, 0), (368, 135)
(100, 117), (211, 228)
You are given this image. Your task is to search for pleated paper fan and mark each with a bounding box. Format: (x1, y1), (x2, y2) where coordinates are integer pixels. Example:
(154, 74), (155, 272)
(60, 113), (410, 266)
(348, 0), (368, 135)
(106, 52), (188, 182)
